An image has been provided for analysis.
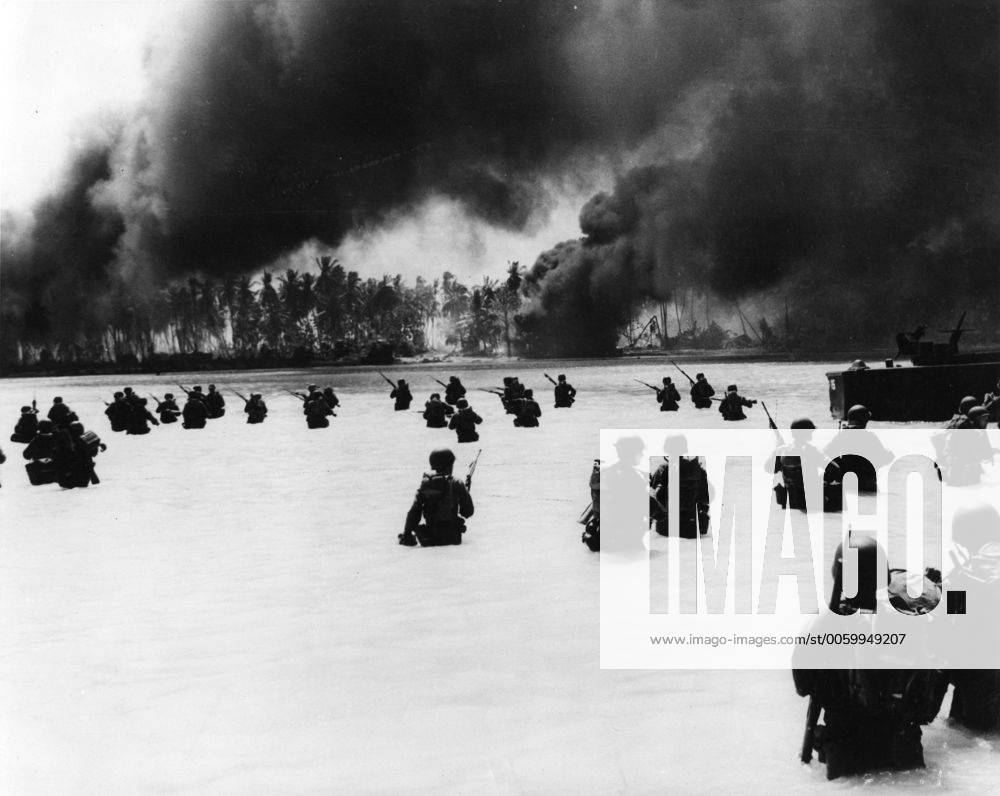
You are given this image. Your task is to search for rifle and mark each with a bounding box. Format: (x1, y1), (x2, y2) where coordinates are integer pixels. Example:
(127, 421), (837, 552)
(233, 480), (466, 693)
(544, 373), (558, 386)
(176, 383), (193, 396)
(478, 388), (504, 396)
(760, 401), (779, 431)
(434, 378), (449, 389)
(800, 697), (821, 763)
(378, 371), (398, 389)
(670, 360), (696, 385)
(149, 394), (163, 408)
(100, 397), (110, 407)
(466, 449), (483, 490)
(284, 388), (306, 402)
(633, 378), (660, 391)
(230, 388), (249, 403)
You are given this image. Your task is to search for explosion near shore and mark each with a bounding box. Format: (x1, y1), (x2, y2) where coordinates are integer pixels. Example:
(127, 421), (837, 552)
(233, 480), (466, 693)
(2, 1), (998, 367)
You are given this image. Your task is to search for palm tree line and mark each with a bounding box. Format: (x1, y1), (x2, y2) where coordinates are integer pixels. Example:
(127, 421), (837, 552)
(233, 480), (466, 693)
(10, 258), (528, 365)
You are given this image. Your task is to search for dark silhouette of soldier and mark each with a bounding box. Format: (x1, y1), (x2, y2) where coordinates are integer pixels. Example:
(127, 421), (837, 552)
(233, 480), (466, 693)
(399, 448), (474, 547)
(690, 373), (716, 408)
(553, 375), (576, 408)
(157, 394), (181, 424)
(391, 379), (413, 410)
(513, 389), (542, 427)
(245, 394), (268, 424)
(718, 385), (755, 421)
(444, 377), (467, 406)
(182, 394), (208, 429)
(11, 405), (39, 443)
(205, 384), (226, 419)
(423, 394), (454, 428)
(125, 398), (160, 435)
(656, 378), (681, 411)
(449, 399), (482, 443)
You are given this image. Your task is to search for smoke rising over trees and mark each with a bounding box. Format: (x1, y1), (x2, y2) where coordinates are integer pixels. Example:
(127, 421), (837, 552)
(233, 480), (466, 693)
(2, 0), (997, 364)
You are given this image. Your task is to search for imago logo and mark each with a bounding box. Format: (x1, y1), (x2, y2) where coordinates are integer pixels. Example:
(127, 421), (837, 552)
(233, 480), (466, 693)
(598, 429), (1000, 670)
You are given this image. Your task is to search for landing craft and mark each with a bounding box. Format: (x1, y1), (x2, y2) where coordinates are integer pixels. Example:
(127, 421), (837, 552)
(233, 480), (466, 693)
(827, 313), (1000, 421)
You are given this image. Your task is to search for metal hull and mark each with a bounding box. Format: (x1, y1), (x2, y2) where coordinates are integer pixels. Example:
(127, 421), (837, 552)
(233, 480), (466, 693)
(826, 361), (1000, 421)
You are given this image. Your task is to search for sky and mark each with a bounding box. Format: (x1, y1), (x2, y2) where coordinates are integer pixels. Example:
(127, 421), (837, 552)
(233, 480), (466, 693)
(0, 0), (590, 285)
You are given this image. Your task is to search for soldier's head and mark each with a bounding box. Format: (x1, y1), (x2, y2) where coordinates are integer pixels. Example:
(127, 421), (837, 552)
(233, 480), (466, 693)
(428, 447), (456, 474)
(959, 395), (978, 416)
(68, 422), (85, 437)
(307, 384), (318, 392)
(430, 393), (440, 401)
(398, 379), (406, 386)
(968, 405), (989, 428)
(53, 396), (63, 404)
(123, 388), (133, 395)
(845, 404), (871, 429)
(193, 386), (203, 393)
(524, 389), (533, 398)
(20, 406), (30, 413)
(831, 532), (883, 613)
(558, 374), (566, 382)
(252, 393), (261, 401)
(790, 417), (815, 443)
(113, 392), (124, 399)
(208, 384), (217, 392)
(662, 434), (688, 457)
(614, 435), (645, 466)
(663, 377), (671, 384)
(165, 393), (174, 400)
(696, 373), (705, 381)
(456, 398), (469, 409)
(952, 502), (1000, 556)
(503, 377), (512, 386)
(850, 359), (869, 370)
(37, 420), (53, 434)
(727, 384), (737, 393)
(139, 398), (148, 406)
(449, 376), (459, 383)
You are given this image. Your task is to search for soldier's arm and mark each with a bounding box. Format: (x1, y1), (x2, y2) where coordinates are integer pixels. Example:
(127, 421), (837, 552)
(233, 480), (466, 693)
(456, 482), (474, 519)
(404, 492), (424, 531)
(473, 412), (483, 424)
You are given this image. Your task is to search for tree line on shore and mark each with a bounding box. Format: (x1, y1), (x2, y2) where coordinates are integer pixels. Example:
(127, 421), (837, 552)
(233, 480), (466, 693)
(3, 257), (531, 372)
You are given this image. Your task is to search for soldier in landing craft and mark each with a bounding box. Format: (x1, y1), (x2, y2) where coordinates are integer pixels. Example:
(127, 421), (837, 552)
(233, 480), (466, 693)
(125, 398), (160, 435)
(945, 395), (979, 429)
(690, 373), (716, 408)
(513, 389), (542, 427)
(982, 378), (999, 427)
(23, 420), (60, 485)
(449, 398), (482, 443)
(11, 404), (39, 443)
(398, 448), (475, 547)
(444, 376), (466, 406)
(423, 393), (454, 428)
(390, 379), (413, 411)
(718, 384), (756, 421)
(552, 374), (576, 408)
(656, 377), (681, 411)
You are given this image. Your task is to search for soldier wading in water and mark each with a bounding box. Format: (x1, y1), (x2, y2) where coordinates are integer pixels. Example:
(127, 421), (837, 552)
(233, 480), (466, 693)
(399, 448), (476, 547)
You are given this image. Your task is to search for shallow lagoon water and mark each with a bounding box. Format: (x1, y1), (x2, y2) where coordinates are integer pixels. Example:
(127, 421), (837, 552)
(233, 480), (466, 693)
(1, 359), (997, 792)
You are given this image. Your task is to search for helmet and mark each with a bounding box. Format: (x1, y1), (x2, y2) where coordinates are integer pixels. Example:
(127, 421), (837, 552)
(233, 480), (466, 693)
(846, 404), (871, 424)
(850, 359), (869, 370)
(165, 393), (174, 399)
(952, 503), (1000, 554)
(429, 448), (456, 470)
(430, 393), (440, 400)
(696, 373), (705, 379)
(53, 396), (63, 403)
(790, 418), (815, 430)
(113, 392), (124, 399)
(208, 384), (217, 390)
(558, 374), (566, 381)
(68, 422), (84, 436)
(20, 406), (30, 413)
(524, 389), (533, 398)
(727, 384), (737, 392)
(831, 533), (882, 611)
(307, 384), (318, 391)
(193, 385), (203, 393)
(959, 395), (978, 415)
(968, 405), (988, 420)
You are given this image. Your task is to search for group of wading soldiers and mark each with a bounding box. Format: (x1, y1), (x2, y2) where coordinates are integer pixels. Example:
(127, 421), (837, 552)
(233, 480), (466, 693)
(638, 367), (760, 420)
(8, 396), (106, 488)
(581, 407), (1000, 781)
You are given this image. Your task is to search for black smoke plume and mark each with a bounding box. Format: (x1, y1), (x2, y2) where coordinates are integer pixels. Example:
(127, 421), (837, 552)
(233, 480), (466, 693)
(3, 0), (998, 359)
